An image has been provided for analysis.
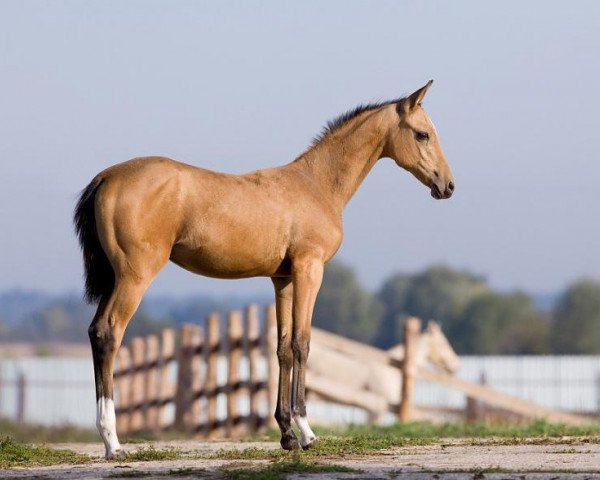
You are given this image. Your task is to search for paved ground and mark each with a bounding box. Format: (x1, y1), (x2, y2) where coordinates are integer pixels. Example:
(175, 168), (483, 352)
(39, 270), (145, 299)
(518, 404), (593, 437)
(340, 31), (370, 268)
(2, 440), (600, 479)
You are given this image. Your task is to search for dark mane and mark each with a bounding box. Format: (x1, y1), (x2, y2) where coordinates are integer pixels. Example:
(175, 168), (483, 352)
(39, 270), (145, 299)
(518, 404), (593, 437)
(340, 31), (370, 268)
(312, 97), (405, 145)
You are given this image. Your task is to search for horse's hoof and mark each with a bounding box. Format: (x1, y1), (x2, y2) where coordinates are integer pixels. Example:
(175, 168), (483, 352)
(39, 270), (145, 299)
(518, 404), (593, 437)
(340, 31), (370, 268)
(106, 449), (127, 460)
(280, 434), (300, 451)
(301, 436), (318, 450)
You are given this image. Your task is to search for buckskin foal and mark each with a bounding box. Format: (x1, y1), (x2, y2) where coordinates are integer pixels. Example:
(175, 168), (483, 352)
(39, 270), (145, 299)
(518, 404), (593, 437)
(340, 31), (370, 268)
(74, 81), (454, 459)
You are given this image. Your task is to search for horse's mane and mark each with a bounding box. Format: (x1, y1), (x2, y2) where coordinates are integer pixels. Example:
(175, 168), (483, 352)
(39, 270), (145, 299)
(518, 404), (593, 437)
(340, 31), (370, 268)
(312, 97), (406, 146)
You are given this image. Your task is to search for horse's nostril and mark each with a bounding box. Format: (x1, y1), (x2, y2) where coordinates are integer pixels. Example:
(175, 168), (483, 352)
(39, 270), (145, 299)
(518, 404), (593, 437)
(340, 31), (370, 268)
(448, 181), (454, 192)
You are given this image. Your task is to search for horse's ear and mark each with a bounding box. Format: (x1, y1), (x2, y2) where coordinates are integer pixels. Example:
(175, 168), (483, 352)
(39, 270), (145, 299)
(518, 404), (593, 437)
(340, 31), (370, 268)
(399, 80), (433, 115)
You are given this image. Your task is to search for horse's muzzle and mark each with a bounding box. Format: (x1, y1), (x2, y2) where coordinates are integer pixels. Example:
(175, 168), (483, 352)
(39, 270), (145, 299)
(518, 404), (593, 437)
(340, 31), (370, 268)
(431, 180), (454, 200)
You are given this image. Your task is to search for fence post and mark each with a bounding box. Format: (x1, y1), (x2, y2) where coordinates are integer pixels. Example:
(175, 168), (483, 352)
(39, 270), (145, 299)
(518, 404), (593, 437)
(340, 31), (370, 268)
(466, 370), (487, 423)
(144, 335), (160, 430)
(116, 346), (132, 434)
(205, 313), (220, 438)
(158, 328), (175, 429)
(129, 337), (145, 432)
(227, 310), (243, 437)
(245, 304), (261, 432)
(399, 317), (421, 423)
(265, 304), (278, 429)
(16, 372), (26, 423)
(175, 324), (203, 431)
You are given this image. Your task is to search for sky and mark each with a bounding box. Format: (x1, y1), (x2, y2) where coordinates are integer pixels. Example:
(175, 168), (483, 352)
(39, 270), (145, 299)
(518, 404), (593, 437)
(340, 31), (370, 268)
(0, 1), (599, 298)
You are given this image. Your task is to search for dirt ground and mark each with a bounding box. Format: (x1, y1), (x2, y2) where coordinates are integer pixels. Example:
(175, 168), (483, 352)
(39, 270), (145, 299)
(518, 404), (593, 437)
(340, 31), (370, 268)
(2, 439), (600, 479)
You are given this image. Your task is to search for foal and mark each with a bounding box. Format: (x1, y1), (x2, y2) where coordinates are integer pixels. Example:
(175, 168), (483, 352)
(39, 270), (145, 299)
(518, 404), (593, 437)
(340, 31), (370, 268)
(74, 81), (454, 459)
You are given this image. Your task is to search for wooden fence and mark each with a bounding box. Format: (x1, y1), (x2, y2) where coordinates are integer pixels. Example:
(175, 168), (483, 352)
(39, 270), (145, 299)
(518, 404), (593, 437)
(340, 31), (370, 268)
(114, 304), (277, 437)
(113, 307), (592, 437)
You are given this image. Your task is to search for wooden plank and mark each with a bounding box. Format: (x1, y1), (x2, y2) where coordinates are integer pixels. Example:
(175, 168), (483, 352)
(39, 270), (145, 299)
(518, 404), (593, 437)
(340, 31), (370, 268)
(115, 346), (131, 433)
(306, 371), (388, 414)
(205, 312), (220, 438)
(245, 304), (261, 432)
(265, 304), (278, 430)
(188, 325), (204, 430)
(400, 317), (421, 422)
(417, 367), (590, 425)
(226, 310), (243, 437)
(158, 328), (175, 429)
(144, 334), (160, 430)
(175, 324), (194, 430)
(311, 327), (389, 365)
(129, 337), (145, 432)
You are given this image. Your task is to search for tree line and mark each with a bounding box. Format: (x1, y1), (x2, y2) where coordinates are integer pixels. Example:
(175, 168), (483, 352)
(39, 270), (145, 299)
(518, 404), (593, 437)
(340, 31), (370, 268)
(313, 262), (600, 355)
(1, 263), (599, 354)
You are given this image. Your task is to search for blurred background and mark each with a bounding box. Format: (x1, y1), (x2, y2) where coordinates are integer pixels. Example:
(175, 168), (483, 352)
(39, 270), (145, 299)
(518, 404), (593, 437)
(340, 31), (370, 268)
(1, 1), (599, 439)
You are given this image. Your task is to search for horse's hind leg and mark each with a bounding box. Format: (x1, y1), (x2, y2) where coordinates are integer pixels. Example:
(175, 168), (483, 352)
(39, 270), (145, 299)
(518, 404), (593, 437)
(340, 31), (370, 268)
(272, 277), (300, 450)
(89, 274), (155, 459)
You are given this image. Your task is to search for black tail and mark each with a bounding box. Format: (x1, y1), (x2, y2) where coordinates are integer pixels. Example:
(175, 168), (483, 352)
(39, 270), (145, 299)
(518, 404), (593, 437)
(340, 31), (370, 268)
(74, 178), (114, 303)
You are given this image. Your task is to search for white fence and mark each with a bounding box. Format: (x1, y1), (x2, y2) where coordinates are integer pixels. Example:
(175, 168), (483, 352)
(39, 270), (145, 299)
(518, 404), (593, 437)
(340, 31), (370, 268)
(1, 355), (600, 427)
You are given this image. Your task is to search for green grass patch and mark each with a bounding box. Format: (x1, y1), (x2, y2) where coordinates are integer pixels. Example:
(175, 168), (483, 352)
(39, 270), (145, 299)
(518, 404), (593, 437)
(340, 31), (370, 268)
(546, 447), (592, 454)
(204, 419), (600, 460)
(125, 446), (183, 462)
(316, 419), (600, 440)
(0, 436), (91, 469)
(0, 417), (98, 443)
(222, 459), (356, 480)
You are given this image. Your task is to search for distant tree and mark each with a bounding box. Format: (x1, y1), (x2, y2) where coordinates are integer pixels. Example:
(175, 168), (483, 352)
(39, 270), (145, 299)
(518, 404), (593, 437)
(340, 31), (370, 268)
(375, 265), (488, 348)
(551, 279), (600, 354)
(313, 261), (383, 343)
(451, 291), (546, 354)
(123, 309), (174, 343)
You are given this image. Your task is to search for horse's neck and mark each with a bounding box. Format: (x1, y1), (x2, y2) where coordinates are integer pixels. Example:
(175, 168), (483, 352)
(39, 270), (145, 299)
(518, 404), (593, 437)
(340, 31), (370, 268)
(293, 107), (392, 211)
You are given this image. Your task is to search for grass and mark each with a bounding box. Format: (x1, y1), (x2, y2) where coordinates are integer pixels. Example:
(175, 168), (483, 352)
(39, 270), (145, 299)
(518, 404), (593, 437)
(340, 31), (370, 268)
(0, 436), (91, 469)
(3, 419), (600, 470)
(0, 417), (98, 443)
(221, 459), (356, 480)
(545, 447), (593, 454)
(316, 418), (600, 440)
(203, 419), (600, 460)
(124, 446), (183, 462)
(105, 470), (153, 478)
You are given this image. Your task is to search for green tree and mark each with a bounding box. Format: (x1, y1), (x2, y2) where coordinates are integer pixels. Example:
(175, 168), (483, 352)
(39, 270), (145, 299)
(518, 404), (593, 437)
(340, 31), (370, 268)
(375, 265), (488, 348)
(313, 261), (383, 343)
(551, 279), (600, 353)
(124, 309), (173, 343)
(451, 291), (547, 354)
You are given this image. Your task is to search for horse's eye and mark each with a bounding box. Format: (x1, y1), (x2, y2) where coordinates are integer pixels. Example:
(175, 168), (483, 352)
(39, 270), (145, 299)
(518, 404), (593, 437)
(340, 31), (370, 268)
(416, 131), (429, 142)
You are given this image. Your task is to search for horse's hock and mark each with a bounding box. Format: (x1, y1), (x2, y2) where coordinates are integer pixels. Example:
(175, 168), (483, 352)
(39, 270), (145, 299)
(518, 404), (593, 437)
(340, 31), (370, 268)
(112, 308), (590, 437)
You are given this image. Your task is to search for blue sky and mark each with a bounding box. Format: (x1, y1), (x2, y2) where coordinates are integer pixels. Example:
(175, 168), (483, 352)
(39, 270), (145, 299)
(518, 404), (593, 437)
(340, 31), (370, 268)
(0, 1), (599, 297)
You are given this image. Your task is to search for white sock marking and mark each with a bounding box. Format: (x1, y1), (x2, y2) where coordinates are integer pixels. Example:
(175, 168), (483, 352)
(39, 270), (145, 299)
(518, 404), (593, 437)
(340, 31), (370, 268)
(96, 397), (122, 458)
(294, 415), (316, 447)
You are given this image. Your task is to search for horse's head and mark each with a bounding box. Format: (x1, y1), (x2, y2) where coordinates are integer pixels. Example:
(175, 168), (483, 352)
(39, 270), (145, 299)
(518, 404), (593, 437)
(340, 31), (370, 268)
(424, 321), (460, 374)
(384, 80), (455, 199)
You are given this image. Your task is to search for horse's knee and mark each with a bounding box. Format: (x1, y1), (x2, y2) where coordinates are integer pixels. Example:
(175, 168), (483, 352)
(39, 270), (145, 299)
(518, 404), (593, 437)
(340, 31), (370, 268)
(88, 321), (116, 358)
(276, 342), (293, 368)
(292, 338), (310, 364)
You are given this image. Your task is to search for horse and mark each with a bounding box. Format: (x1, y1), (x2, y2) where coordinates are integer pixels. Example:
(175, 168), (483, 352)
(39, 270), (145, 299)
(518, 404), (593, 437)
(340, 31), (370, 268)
(74, 80), (454, 459)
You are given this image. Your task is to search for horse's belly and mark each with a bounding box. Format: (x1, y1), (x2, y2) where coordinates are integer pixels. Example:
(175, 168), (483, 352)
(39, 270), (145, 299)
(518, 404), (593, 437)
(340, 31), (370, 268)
(169, 236), (289, 279)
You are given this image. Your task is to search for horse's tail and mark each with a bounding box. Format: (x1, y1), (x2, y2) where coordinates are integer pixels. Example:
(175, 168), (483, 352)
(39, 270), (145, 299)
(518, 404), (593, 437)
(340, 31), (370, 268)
(73, 177), (114, 303)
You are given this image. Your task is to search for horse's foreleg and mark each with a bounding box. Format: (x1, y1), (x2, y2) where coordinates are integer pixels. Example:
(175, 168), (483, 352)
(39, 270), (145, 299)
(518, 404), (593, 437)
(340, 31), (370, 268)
(291, 257), (323, 449)
(271, 277), (299, 450)
(89, 278), (148, 459)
